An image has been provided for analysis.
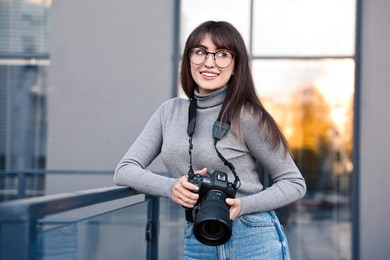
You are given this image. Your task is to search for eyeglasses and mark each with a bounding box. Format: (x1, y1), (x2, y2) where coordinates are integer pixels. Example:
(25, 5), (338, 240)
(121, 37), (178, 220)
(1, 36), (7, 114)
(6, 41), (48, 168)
(189, 47), (234, 68)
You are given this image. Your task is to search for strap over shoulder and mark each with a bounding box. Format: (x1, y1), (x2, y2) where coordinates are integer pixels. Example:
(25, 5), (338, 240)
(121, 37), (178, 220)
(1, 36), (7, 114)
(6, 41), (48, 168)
(186, 98), (240, 190)
(187, 98), (197, 137)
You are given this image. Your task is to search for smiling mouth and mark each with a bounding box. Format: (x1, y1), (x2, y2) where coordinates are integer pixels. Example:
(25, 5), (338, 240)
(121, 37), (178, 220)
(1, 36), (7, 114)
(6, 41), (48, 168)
(201, 72), (219, 78)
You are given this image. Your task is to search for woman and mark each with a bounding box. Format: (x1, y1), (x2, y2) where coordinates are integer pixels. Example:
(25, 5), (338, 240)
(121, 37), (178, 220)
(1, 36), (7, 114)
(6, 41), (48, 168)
(114, 21), (306, 259)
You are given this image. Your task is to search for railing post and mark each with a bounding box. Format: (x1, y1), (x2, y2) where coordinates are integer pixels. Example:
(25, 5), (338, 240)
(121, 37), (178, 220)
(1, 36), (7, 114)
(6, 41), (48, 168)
(17, 171), (26, 198)
(0, 221), (37, 260)
(145, 196), (159, 260)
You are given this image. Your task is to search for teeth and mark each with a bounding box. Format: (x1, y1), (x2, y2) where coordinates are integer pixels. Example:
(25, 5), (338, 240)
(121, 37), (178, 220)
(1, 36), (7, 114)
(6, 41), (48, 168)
(202, 72), (218, 77)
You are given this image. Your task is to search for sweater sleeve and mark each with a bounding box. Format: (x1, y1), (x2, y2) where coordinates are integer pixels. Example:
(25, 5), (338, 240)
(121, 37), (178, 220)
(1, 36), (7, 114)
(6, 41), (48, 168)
(239, 112), (306, 215)
(113, 100), (177, 199)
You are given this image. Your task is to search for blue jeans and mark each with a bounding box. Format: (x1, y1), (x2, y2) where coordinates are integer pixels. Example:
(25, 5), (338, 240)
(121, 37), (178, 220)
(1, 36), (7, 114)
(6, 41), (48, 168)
(183, 211), (290, 260)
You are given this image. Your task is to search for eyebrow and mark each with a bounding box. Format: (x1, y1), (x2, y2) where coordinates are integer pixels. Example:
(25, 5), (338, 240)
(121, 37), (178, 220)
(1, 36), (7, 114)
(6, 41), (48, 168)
(195, 44), (228, 51)
(195, 44), (209, 50)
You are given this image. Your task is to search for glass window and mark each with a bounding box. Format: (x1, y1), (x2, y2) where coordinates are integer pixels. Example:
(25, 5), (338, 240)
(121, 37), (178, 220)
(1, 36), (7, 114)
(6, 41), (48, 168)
(253, 59), (354, 259)
(252, 0), (356, 56)
(0, 0), (51, 55)
(0, 65), (48, 170)
(180, 0), (251, 52)
(0, 0), (50, 201)
(180, 0), (356, 258)
(0, 0), (50, 171)
(0, 64), (48, 200)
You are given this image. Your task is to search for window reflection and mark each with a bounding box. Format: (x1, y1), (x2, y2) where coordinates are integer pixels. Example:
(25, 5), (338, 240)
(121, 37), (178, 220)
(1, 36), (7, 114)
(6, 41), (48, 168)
(0, 65), (48, 170)
(0, 0), (50, 201)
(0, 0), (50, 55)
(252, 0), (356, 56)
(253, 59), (354, 259)
(0, 65), (48, 200)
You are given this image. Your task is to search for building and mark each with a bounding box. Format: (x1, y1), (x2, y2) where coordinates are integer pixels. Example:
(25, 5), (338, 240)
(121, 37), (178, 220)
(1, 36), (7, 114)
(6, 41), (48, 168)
(0, 0), (389, 259)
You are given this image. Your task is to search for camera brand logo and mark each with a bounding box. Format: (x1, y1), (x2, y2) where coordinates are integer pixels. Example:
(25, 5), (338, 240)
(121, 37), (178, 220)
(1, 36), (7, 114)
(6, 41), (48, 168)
(217, 174), (226, 181)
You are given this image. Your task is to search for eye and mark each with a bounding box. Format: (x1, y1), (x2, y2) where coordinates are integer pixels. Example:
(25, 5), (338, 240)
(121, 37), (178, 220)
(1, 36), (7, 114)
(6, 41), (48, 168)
(216, 51), (230, 59)
(194, 48), (206, 56)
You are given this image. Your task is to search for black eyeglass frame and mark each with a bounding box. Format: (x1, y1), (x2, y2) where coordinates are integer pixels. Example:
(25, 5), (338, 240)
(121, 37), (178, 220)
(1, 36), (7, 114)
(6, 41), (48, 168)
(188, 48), (235, 68)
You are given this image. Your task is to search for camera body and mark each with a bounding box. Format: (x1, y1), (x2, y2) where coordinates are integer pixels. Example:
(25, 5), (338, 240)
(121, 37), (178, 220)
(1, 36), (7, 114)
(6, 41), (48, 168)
(187, 171), (236, 246)
(188, 171), (236, 200)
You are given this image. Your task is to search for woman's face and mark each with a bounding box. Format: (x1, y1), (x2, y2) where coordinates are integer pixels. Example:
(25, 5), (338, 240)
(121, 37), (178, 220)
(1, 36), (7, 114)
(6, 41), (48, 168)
(190, 34), (235, 95)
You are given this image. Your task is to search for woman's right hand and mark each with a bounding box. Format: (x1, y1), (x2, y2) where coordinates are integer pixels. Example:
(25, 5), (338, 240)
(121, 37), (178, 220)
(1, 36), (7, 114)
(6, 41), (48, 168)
(171, 168), (207, 208)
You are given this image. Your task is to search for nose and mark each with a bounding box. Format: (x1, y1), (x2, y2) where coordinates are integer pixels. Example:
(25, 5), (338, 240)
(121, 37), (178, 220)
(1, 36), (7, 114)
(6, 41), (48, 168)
(204, 53), (215, 67)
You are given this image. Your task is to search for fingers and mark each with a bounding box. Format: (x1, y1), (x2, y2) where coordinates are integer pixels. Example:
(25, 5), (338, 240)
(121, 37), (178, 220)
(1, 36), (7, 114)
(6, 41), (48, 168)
(226, 198), (241, 220)
(171, 168), (207, 208)
(172, 173), (241, 219)
(194, 167), (208, 176)
(171, 176), (199, 208)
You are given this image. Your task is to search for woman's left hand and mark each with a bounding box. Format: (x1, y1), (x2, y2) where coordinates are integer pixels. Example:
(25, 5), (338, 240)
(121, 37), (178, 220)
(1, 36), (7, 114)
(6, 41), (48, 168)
(225, 198), (241, 220)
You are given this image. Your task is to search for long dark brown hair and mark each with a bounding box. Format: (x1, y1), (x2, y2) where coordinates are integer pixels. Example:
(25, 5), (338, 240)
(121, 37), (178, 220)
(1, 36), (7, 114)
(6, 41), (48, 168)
(180, 21), (289, 152)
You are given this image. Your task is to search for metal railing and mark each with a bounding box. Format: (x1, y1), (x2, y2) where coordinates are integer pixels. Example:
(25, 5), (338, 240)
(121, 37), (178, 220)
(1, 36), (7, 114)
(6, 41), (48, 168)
(0, 169), (114, 199)
(0, 186), (159, 260)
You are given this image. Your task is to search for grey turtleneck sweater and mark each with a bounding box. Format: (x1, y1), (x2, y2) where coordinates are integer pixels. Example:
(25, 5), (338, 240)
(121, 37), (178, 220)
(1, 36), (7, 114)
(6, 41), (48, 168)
(114, 87), (306, 215)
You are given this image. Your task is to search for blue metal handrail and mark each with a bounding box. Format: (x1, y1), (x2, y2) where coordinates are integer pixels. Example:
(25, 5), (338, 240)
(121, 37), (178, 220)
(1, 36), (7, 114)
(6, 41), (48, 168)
(0, 186), (159, 260)
(0, 169), (114, 199)
(0, 169), (114, 175)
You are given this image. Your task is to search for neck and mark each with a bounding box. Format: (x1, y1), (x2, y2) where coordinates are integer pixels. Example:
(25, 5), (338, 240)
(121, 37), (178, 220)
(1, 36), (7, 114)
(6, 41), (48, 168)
(194, 86), (227, 109)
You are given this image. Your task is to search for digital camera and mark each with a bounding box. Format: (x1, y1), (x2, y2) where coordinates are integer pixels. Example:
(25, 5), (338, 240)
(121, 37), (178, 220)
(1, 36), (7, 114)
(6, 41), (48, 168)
(186, 170), (236, 246)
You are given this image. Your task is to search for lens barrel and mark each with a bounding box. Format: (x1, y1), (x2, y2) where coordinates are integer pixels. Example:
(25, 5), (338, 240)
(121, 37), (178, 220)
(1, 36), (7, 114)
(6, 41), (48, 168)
(193, 190), (232, 246)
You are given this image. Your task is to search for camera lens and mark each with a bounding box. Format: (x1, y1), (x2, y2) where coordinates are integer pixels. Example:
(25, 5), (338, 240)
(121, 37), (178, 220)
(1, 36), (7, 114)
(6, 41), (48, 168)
(193, 190), (232, 246)
(199, 220), (227, 239)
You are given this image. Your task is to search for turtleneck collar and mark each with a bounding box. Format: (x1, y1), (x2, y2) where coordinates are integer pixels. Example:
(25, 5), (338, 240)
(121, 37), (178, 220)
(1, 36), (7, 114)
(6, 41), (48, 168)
(194, 86), (227, 109)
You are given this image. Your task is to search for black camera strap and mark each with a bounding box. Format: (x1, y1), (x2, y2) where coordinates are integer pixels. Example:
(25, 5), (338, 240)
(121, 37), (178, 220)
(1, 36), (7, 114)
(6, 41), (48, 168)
(187, 98), (197, 180)
(187, 98), (241, 190)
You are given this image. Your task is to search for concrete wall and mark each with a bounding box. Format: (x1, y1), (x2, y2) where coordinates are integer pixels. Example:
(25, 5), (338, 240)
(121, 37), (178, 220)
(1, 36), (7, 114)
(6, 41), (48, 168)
(359, 0), (390, 258)
(46, 3), (182, 258)
(47, 0), (175, 192)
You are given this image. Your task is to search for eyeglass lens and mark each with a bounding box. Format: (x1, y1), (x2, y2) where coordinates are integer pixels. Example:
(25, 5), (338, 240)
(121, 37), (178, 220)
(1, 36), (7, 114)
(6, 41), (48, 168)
(189, 48), (233, 68)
